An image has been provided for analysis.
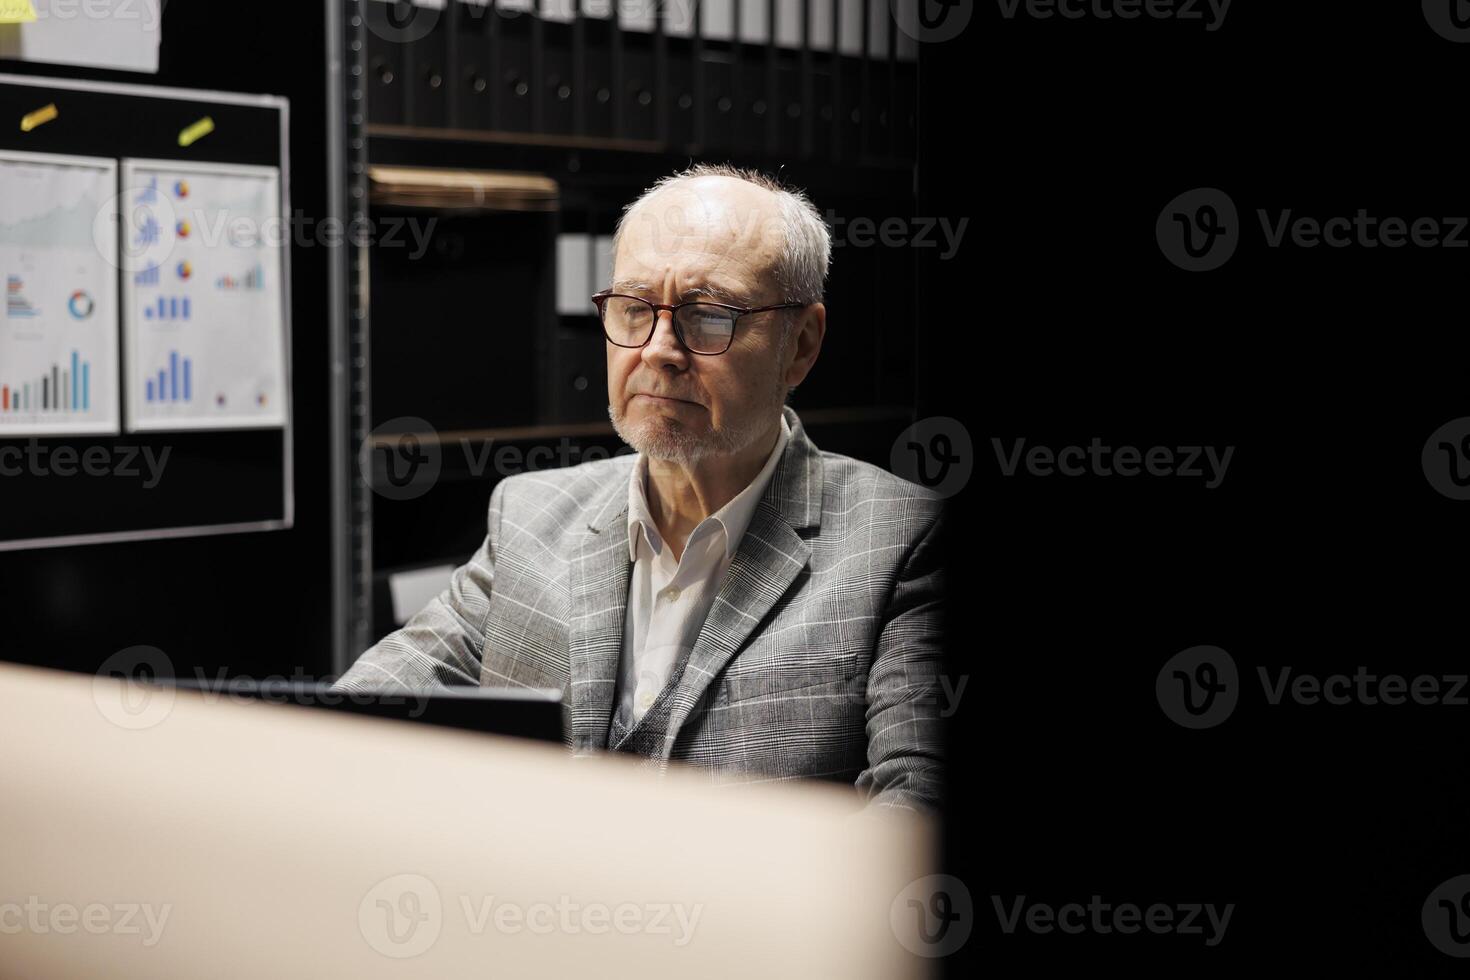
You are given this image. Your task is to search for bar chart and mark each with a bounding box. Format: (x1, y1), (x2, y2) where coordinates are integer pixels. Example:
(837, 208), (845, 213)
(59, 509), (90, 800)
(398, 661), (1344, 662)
(1, 350), (92, 414)
(0, 150), (120, 436)
(144, 350), (192, 404)
(141, 296), (191, 321)
(215, 263), (263, 291)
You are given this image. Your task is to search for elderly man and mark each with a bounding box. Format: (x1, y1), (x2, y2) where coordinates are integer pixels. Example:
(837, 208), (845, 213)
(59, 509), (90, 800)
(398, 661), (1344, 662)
(338, 164), (946, 811)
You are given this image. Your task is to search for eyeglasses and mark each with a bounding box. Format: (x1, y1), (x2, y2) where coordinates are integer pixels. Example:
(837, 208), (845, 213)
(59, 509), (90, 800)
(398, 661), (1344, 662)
(591, 291), (806, 356)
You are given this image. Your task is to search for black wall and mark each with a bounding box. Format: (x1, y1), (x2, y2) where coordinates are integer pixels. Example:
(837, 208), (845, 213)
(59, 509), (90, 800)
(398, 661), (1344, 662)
(965, 5), (1470, 975)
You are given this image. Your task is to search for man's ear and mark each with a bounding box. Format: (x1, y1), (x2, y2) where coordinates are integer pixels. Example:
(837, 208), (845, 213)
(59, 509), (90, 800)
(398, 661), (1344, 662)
(783, 303), (826, 389)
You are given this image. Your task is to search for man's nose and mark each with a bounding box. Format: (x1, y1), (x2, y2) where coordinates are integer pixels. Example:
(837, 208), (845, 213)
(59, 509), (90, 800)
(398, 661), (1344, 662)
(641, 309), (688, 366)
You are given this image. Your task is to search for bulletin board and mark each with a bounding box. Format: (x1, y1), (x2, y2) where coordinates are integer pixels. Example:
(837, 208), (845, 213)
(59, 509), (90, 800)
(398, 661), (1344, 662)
(0, 73), (292, 550)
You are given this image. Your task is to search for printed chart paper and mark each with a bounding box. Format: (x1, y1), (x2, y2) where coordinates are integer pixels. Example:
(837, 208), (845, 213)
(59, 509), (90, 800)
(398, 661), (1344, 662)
(121, 159), (287, 432)
(0, 150), (120, 436)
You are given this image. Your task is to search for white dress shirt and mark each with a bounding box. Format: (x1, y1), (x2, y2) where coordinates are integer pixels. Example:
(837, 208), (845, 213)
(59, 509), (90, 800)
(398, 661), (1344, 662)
(615, 413), (792, 728)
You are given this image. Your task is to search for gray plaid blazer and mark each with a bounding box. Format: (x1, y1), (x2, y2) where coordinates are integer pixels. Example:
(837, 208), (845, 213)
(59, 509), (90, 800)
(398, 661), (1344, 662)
(337, 406), (947, 811)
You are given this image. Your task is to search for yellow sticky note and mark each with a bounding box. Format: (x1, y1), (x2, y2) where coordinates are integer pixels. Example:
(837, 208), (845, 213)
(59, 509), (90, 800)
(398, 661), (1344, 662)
(178, 116), (215, 147)
(0, 0), (37, 24)
(20, 103), (57, 132)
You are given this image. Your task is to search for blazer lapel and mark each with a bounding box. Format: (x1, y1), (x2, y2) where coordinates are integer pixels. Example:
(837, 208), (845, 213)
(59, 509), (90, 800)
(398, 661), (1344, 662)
(566, 479), (632, 753)
(662, 406), (825, 748)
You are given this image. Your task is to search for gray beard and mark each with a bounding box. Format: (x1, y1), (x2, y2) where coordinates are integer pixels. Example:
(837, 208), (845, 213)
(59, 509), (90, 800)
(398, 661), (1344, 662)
(609, 377), (786, 465)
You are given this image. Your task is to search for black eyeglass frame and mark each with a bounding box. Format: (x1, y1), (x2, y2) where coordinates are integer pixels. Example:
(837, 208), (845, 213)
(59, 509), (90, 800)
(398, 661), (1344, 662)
(590, 290), (807, 356)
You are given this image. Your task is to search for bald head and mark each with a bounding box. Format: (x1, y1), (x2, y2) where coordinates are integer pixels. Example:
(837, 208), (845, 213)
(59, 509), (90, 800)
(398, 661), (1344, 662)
(610, 164), (831, 308)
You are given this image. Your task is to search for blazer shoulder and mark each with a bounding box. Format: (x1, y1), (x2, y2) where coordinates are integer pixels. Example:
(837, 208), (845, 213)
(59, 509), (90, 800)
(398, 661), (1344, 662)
(818, 450), (945, 523)
(494, 452), (638, 523)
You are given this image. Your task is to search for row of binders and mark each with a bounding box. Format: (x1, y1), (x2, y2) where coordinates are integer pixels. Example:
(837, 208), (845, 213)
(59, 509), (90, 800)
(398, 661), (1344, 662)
(364, 0), (919, 163)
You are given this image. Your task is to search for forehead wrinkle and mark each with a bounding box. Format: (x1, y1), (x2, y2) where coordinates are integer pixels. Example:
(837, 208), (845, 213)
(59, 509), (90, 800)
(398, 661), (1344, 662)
(610, 278), (750, 305)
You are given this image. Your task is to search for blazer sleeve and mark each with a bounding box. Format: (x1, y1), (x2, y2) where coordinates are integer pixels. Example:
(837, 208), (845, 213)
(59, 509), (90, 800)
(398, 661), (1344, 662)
(333, 480), (507, 693)
(854, 503), (948, 812)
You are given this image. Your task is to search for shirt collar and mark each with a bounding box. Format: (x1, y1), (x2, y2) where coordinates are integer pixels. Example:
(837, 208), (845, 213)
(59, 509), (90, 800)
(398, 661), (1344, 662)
(627, 412), (791, 564)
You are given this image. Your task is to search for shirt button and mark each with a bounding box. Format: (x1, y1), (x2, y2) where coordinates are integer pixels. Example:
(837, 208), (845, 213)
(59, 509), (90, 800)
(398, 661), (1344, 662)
(636, 690), (656, 711)
(662, 586), (681, 602)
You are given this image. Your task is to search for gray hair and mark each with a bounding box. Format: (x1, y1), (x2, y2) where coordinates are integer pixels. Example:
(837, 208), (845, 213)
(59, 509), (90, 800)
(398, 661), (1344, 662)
(609, 163), (832, 307)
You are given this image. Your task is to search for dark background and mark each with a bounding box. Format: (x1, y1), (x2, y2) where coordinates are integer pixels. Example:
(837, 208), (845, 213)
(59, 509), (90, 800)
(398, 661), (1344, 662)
(964, 1), (1470, 974)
